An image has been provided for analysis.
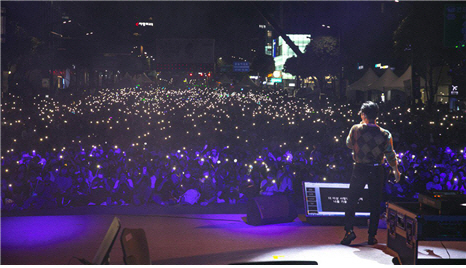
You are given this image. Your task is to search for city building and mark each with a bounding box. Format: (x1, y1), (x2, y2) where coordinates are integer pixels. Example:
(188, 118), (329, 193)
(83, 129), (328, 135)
(261, 25), (274, 56)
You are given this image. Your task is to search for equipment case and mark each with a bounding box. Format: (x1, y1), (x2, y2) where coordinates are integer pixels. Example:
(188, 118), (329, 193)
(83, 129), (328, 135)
(386, 202), (466, 265)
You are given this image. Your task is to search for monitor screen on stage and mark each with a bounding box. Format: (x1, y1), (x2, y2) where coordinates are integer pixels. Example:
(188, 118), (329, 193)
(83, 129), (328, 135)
(302, 182), (370, 217)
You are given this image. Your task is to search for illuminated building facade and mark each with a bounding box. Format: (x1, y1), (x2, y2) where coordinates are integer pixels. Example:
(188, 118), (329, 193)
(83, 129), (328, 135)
(264, 28), (273, 56)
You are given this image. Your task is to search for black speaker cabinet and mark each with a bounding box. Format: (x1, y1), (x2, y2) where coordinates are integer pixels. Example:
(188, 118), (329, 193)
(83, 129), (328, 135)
(247, 194), (297, 226)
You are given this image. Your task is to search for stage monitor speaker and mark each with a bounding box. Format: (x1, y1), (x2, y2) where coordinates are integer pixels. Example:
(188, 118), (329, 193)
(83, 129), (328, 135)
(120, 228), (151, 265)
(247, 194), (297, 226)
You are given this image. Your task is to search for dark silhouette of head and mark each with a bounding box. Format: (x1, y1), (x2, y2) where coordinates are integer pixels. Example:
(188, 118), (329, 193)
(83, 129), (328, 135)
(359, 101), (379, 122)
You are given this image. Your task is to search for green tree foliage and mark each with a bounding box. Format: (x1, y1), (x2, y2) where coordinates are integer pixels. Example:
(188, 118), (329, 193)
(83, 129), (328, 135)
(2, 22), (53, 91)
(283, 56), (302, 77)
(2, 23), (47, 73)
(283, 36), (340, 89)
(393, 2), (458, 106)
(250, 53), (275, 78)
(306, 36), (340, 79)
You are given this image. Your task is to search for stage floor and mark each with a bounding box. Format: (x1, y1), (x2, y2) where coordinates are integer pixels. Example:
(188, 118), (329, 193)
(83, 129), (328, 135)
(2, 206), (466, 265)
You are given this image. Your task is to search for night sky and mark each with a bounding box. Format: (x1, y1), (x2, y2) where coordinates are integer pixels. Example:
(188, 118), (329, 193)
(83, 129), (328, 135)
(2, 1), (425, 65)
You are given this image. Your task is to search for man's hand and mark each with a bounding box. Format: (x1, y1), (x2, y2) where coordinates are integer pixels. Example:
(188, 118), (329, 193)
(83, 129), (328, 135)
(393, 168), (401, 183)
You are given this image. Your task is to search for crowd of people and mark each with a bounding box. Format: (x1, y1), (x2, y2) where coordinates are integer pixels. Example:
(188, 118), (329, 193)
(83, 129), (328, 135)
(2, 85), (465, 211)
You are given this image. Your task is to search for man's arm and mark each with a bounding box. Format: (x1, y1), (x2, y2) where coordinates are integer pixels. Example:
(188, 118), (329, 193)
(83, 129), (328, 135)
(384, 131), (401, 182)
(346, 125), (355, 149)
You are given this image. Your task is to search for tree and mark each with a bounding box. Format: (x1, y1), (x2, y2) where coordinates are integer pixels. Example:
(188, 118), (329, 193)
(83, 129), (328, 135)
(393, 2), (458, 106)
(283, 56), (302, 77)
(2, 23), (40, 70)
(284, 36), (340, 92)
(250, 53), (275, 78)
(1, 21), (51, 92)
(306, 36), (340, 78)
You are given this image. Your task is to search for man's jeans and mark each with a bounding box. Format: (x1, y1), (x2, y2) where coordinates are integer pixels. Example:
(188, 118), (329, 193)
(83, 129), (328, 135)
(344, 163), (384, 236)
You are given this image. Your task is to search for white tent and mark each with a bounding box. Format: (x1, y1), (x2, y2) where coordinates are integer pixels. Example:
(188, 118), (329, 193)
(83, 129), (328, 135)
(387, 66), (411, 92)
(120, 72), (135, 86)
(367, 68), (399, 92)
(237, 75), (258, 88)
(386, 65), (426, 94)
(133, 73), (153, 85)
(346, 68), (379, 102)
(217, 74), (232, 85)
(123, 72), (134, 81)
(146, 70), (158, 79)
(347, 68), (379, 92)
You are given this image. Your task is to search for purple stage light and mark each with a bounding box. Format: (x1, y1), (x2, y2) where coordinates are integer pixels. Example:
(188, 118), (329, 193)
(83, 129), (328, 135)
(1, 216), (87, 248)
